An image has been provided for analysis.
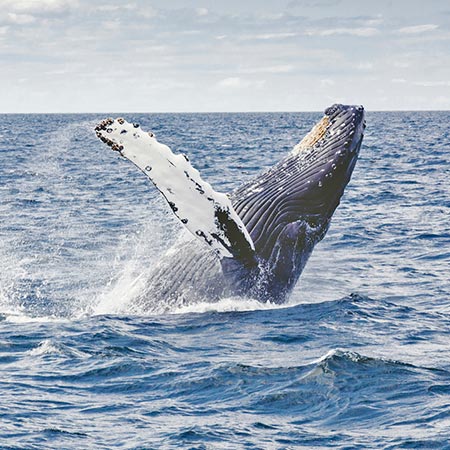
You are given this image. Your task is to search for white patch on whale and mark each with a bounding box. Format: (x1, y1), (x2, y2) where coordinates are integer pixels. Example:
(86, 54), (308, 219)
(96, 119), (254, 259)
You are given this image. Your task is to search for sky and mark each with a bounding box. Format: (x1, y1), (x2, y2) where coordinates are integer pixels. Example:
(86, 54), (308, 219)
(1, 0), (449, 112)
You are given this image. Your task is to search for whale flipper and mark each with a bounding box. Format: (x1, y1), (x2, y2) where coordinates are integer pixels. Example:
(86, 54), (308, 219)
(95, 118), (256, 265)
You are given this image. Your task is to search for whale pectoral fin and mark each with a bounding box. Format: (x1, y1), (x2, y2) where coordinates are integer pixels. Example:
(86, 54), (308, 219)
(95, 118), (256, 264)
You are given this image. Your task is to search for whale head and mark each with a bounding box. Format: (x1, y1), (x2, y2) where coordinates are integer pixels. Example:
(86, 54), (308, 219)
(292, 103), (365, 179)
(230, 104), (366, 300)
(287, 103), (366, 222)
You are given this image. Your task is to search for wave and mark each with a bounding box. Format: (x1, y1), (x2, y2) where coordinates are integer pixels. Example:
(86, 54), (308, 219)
(309, 348), (415, 372)
(27, 339), (87, 358)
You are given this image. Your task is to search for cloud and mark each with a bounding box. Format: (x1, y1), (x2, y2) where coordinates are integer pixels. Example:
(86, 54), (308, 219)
(95, 3), (137, 12)
(355, 62), (374, 71)
(241, 32), (298, 41)
(218, 77), (243, 88)
(217, 77), (265, 89)
(287, 0), (343, 7)
(196, 8), (208, 17)
(412, 80), (450, 87)
(397, 24), (438, 34)
(238, 65), (294, 74)
(362, 16), (383, 27)
(393, 61), (411, 69)
(1, 0), (79, 22)
(102, 20), (121, 31)
(320, 78), (335, 87)
(7, 13), (36, 24)
(4, 0), (78, 13)
(305, 27), (379, 37)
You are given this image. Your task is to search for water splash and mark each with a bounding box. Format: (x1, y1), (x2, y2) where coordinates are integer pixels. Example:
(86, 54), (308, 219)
(92, 219), (171, 316)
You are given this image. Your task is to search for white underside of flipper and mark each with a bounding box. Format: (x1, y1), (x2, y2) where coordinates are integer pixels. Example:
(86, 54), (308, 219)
(96, 118), (255, 260)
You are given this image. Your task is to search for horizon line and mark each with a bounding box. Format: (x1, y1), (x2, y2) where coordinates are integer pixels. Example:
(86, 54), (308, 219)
(1, 108), (449, 115)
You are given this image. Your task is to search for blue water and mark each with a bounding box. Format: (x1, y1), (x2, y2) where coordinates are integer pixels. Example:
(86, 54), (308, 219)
(1, 111), (449, 448)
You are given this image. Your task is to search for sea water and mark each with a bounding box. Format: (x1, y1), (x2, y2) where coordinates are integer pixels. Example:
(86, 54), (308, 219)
(0, 111), (449, 448)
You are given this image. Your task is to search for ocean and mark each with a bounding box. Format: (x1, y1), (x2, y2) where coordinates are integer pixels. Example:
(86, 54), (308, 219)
(0, 111), (449, 449)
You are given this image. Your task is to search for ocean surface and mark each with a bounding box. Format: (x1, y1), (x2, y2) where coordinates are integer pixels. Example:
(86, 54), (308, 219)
(0, 111), (449, 449)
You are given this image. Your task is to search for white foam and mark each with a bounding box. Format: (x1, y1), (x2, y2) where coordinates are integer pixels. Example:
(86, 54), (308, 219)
(310, 348), (342, 365)
(5, 314), (69, 324)
(27, 339), (62, 356)
(170, 296), (292, 315)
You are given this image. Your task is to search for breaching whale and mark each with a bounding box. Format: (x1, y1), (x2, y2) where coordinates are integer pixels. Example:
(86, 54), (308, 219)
(95, 104), (365, 311)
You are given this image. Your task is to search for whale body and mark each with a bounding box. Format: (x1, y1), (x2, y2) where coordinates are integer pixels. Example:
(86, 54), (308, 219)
(96, 104), (365, 311)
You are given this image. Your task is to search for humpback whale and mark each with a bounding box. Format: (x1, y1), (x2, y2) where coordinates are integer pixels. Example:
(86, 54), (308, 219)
(95, 104), (365, 311)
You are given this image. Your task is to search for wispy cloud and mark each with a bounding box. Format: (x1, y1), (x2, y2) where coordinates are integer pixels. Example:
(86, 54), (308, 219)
(305, 27), (379, 37)
(238, 65), (294, 74)
(397, 24), (438, 34)
(320, 78), (335, 87)
(196, 8), (208, 17)
(4, 0), (78, 14)
(355, 62), (374, 71)
(240, 32), (298, 41)
(362, 16), (383, 27)
(217, 77), (265, 89)
(287, 0), (343, 7)
(412, 80), (450, 87)
(95, 4), (138, 12)
(393, 61), (411, 69)
(7, 13), (36, 24)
